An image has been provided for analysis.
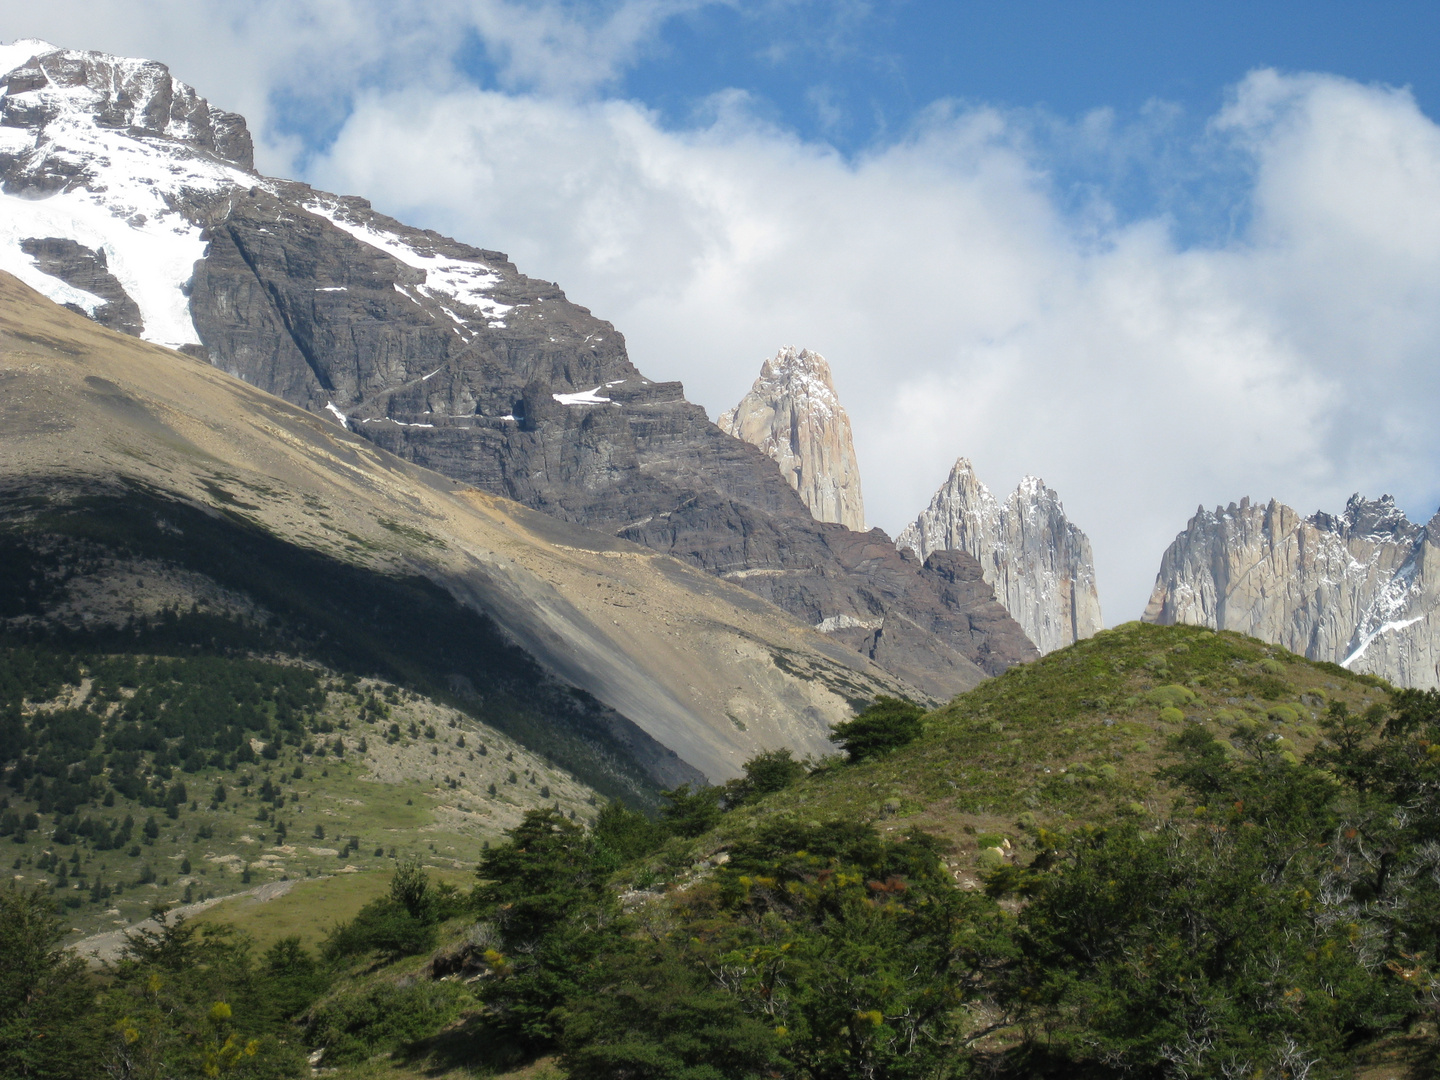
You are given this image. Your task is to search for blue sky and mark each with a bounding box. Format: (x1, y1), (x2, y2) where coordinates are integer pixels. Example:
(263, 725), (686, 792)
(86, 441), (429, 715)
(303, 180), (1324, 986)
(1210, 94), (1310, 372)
(9, 0), (1440, 618)
(602, 2), (1440, 147)
(250, 0), (1440, 256)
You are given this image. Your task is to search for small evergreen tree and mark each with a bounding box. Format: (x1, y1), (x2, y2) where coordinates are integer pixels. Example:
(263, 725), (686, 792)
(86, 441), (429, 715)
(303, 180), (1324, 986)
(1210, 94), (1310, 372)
(658, 784), (723, 838)
(828, 696), (925, 762)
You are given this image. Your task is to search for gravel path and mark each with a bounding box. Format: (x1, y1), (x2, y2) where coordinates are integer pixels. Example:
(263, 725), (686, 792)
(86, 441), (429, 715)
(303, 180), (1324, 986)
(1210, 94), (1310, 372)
(72, 879), (297, 965)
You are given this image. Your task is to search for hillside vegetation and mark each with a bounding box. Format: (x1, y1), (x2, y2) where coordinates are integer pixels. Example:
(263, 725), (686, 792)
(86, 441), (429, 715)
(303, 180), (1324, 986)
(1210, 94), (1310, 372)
(5, 622), (1437, 1079)
(1, 635), (602, 942)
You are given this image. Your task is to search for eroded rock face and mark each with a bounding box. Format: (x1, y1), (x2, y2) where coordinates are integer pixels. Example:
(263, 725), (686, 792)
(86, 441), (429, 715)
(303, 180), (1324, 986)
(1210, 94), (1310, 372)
(0, 40), (1039, 700)
(1143, 495), (1440, 688)
(18, 238), (143, 336)
(719, 346), (866, 532)
(898, 458), (1103, 655)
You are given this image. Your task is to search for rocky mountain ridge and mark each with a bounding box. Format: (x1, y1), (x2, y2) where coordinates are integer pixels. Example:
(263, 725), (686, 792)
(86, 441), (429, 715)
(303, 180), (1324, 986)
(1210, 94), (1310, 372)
(0, 39), (1039, 699)
(719, 346), (866, 531)
(0, 270), (918, 786)
(898, 458), (1103, 654)
(1143, 494), (1440, 688)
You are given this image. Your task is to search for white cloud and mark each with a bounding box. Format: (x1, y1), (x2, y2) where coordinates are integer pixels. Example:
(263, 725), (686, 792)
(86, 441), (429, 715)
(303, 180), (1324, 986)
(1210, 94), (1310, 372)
(466, 0), (715, 97)
(6, 3), (1440, 623)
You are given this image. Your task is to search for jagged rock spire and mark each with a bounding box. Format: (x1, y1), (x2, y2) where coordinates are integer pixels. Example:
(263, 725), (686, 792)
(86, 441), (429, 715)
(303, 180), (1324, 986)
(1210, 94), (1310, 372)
(898, 458), (1103, 654)
(1143, 494), (1440, 688)
(719, 346), (866, 531)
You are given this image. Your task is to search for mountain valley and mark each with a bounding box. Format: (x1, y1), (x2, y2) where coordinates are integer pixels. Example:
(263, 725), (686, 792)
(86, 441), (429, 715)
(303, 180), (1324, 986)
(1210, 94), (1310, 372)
(3, 33), (1440, 1080)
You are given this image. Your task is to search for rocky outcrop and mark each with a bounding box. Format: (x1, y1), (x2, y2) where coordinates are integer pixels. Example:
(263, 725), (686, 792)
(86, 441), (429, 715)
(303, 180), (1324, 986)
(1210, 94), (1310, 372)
(1143, 495), (1440, 688)
(0, 42), (253, 176)
(719, 346), (866, 531)
(0, 40), (1039, 700)
(18, 238), (143, 335)
(898, 458), (1103, 655)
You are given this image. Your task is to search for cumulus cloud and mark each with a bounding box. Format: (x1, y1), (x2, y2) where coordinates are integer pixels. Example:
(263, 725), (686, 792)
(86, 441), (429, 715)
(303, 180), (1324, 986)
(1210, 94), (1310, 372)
(6, 2), (1440, 622)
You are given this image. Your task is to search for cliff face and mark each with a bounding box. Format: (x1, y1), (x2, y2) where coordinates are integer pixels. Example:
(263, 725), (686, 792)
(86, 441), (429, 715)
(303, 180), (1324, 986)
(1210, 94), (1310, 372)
(719, 346), (866, 532)
(1143, 495), (1440, 688)
(0, 40), (1039, 700)
(898, 458), (1104, 655)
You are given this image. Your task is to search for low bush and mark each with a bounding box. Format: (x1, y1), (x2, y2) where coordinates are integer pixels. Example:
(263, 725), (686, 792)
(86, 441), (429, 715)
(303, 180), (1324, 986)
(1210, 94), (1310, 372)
(1145, 685), (1197, 708)
(307, 980), (472, 1065)
(829, 696), (925, 762)
(320, 898), (438, 962)
(321, 857), (441, 962)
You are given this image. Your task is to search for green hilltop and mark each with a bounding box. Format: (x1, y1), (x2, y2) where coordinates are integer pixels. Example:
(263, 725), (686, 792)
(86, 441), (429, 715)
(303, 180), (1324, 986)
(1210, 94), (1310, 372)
(694, 620), (1392, 866)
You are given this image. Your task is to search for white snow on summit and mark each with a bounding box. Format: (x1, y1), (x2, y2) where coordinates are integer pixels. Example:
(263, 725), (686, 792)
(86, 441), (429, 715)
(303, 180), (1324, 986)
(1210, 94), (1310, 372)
(0, 39), (54, 77)
(0, 41), (517, 357)
(0, 41), (254, 347)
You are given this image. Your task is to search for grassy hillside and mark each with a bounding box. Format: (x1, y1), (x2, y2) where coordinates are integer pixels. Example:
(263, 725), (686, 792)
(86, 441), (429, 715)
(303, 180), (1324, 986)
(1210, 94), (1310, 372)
(8, 621), (1433, 1080)
(690, 620), (1392, 875)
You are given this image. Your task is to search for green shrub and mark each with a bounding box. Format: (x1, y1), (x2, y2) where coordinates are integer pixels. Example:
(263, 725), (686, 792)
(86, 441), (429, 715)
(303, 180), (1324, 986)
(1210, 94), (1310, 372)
(475, 809), (604, 942)
(1157, 707), (1184, 724)
(1241, 674), (1291, 700)
(658, 784), (723, 838)
(558, 944), (778, 1080)
(320, 898), (438, 962)
(1145, 685), (1197, 708)
(591, 800), (665, 868)
(1267, 704), (1300, 724)
(388, 855), (436, 923)
(829, 697), (925, 763)
(725, 747), (807, 805)
(0, 884), (106, 1078)
(307, 980), (471, 1065)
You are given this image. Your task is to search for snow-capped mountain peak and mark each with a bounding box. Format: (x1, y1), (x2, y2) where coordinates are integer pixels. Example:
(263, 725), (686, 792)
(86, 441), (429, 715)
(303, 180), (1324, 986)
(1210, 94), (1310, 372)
(0, 40), (257, 348)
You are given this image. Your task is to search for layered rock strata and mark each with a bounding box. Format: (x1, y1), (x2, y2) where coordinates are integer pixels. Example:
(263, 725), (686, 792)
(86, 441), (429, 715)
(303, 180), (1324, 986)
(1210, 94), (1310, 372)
(0, 40), (1039, 700)
(898, 458), (1103, 654)
(1143, 495), (1440, 688)
(719, 346), (866, 531)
